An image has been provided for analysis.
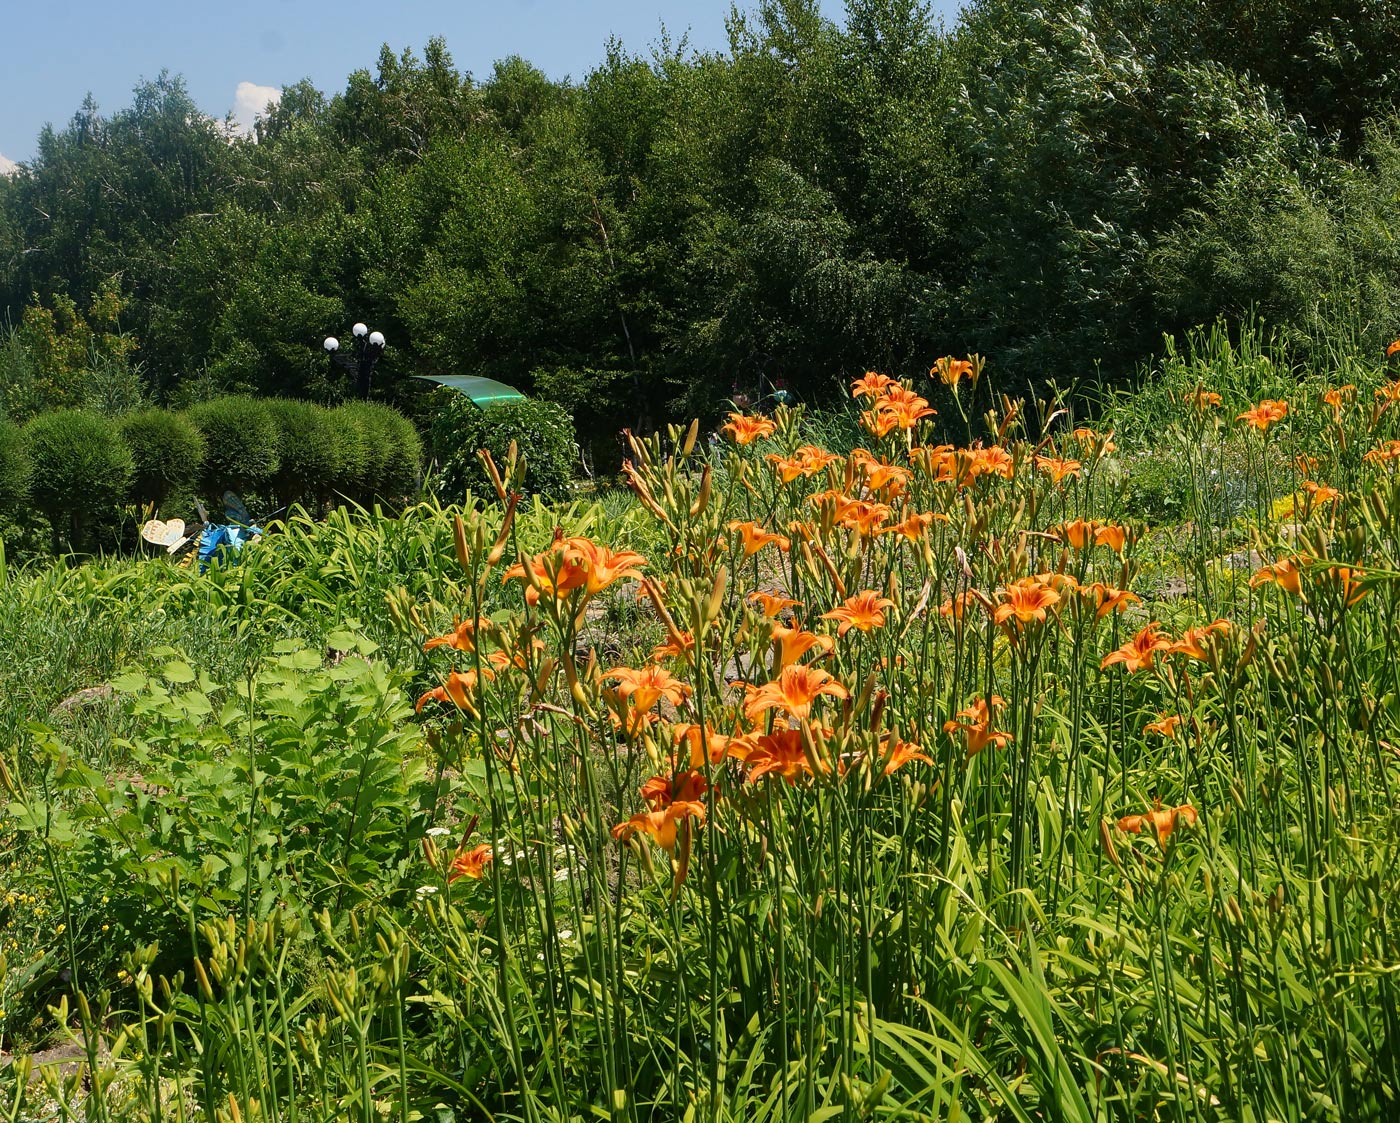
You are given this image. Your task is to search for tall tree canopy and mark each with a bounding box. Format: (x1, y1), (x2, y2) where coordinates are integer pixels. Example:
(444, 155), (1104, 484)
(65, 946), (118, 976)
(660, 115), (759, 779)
(2, 2), (1399, 456)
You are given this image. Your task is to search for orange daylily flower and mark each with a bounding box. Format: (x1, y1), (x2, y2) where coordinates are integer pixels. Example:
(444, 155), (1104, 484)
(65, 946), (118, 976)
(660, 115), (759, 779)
(943, 696), (1012, 758)
(639, 769), (709, 809)
(881, 510), (945, 541)
(448, 843), (494, 883)
(572, 539), (649, 596)
(993, 577), (1061, 627)
(1237, 399), (1289, 432)
(876, 735), (933, 775)
(822, 590), (896, 636)
(723, 412), (778, 445)
(836, 499), (892, 536)
(741, 664), (849, 722)
(1387, 340), (1400, 358)
(767, 444), (843, 482)
(671, 723), (732, 767)
(416, 669), (494, 716)
(1057, 518), (1097, 550)
(1363, 439), (1400, 464)
(971, 445), (1015, 480)
(1072, 427), (1116, 455)
(1094, 524), (1127, 553)
(1117, 802), (1198, 850)
(504, 536), (647, 605)
(1185, 386), (1222, 413)
(1170, 619), (1231, 661)
(737, 727), (826, 785)
(423, 617), (489, 653)
(486, 635), (547, 674)
(1101, 623), (1173, 673)
(1143, 714), (1182, 738)
(851, 371), (898, 399)
(863, 459), (913, 496)
(940, 590), (986, 621)
(1321, 385), (1355, 422)
(1086, 583), (1140, 619)
(1034, 455), (1081, 484)
(749, 591), (802, 618)
(1250, 558), (1303, 596)
(862, 391), (936, 436)
(933, 356), (974, 387)
(1321, 565), (1369, 608)
(603, 665), (692, 735)
(611, 800), (706, 852)
(729, 520), (791, 557)
(652, 631), (696, 663)
(1300, 480), (1341, 507)
(770, 625), (836, 669)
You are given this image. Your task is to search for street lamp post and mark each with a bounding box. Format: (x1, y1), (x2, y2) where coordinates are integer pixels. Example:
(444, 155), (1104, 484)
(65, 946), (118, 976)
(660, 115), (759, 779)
(323, 321), (386, 399)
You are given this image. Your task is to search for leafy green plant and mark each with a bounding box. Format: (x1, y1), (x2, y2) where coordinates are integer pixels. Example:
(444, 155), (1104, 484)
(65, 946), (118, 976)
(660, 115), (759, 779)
(119, 407), (205, 512)
(430, 393), (576, 500)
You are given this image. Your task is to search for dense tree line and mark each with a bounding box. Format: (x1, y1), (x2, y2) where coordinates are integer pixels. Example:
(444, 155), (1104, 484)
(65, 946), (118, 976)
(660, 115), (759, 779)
(1, 0), (1398, 469)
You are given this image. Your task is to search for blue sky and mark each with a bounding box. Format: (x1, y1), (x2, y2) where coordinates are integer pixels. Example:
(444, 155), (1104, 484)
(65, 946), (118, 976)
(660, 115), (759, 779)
(0, 0), (964, 169)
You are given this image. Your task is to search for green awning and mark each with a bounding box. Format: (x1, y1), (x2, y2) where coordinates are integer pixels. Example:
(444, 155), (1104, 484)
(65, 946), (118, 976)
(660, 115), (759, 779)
(413, 374), (526, 405)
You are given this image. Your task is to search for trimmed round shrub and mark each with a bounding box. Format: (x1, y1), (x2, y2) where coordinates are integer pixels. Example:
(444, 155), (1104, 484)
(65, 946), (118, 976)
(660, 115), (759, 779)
(185, 396), (281, 498)
(0, 418), (31, 510)
(430, 394), (576, 500)
(265, 399), (346, 510)
(335, 402), (423, 506)
(22, 409), (134, 551)
(119, 408), (205, 511)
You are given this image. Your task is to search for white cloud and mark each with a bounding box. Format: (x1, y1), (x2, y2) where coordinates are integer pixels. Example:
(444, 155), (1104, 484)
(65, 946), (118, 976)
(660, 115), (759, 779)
(0, 152), (17, 176)
(231, 81), (282, 136)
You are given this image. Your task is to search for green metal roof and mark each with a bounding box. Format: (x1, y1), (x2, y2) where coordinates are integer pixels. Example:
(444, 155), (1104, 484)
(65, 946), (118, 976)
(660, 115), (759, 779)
(413, 374), (526, 405)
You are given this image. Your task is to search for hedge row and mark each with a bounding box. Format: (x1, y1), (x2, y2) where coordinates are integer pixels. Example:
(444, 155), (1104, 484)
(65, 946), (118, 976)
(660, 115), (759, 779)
(0, 397), (423, 549)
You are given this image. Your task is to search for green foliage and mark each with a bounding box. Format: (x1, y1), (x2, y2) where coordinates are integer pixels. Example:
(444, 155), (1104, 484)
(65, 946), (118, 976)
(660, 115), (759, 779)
(0, 416), (31, 510)
(335, 400), (423, 505)
(4, 9), (1399, 426)
(20, 409), (133, 551)
(185, 395), (281, 498)
(118, 407), (204, 510)
(430, 393), (576, 499)
(264, 398), (345, 508)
